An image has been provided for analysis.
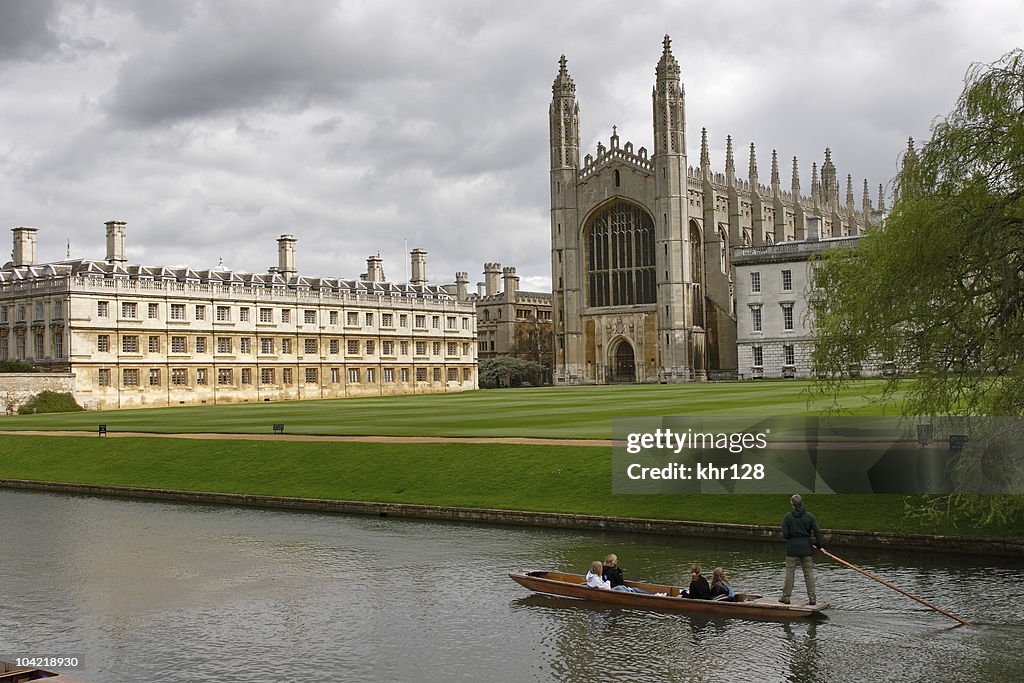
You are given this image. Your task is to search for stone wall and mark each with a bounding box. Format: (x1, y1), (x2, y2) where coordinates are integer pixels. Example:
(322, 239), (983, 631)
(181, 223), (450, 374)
(0, 373), (75, 414)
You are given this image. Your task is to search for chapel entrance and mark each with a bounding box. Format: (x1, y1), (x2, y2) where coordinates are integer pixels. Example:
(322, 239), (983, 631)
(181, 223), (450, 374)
(611, 340), (636, 383)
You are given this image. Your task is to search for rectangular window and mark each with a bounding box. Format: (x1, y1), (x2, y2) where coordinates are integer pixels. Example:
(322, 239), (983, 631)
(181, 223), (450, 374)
(365, 312), (374, 327)
(282, 338), (292, 354)
(329, 339), (339, 354)
(239, 307), (250, 322)
(347, 339), (359, 355)
(782, 269), (793, 292)
(148, 369), (161, 386)
(33, 333), (44, 358)
(196, 368), (207, 385)
(784, 344), (795, 366)
(782, 304), (794, 331)
(171, 303), (185, 320)
(304, 310), (316, 324)
(34, 302), (43, 320)
(122, 335), (139, 353)
(462, 317), (469, 330)
(365, 340), (375, 355)
(348, 368), (359, 383)
(171, 336), (186, 353)
(462, 368), (471, 381)
(383, 368), (394, 382)
(415, 341), (427, 356)
(195, 305), (206, 321)
(17, 304), (25, 322)
(240, 337), (251, 354)
(148, 336), (160, 353)
(218, 368), (233, 385)
(382, 313), (393, 327)
(148, 303), (159, 319)
(366, 368), (375, 383)
(750, 272), (761, 293)
(447, 316), (456, 329)
(217, 337), (232, 354)
(400, 341), (409, 355)
(432, 316), (440, 329)
(172, 368), (187, 386)
(447, 367), (458, 382)
(241, 368), (252, 385)
(281, 309), (291, 323)
(122, 302), (137, 319)
(216, 306), (231, 321)
(416, 367), (427, 382)
(347, 311), (359, 326)
(432, 367), (442, 382)
(462, 343), (469, 356)
(382, 341), (394, 356)
(399, 314), (408, 327)
(52, 333), (63, 358)
(260, 338), (274, 354)
(447, 342), (457, 356)
(97, 335), (110, 353)
(260, 368), (275, 385)
(432, 342), (441, 356)
(304, 339), (317, 354)
(329, 311), (338, 325)
(751, 307), (762, 333)
(195, 337), (207, 353)
(305, 368), (318, 384)
(401, 368), (410, 382)
(414, 315), (426, 328)
(98, 368), (110, 386)
(0, 306), (6, 323)
(331, 367), (341, 383)
(259, 308), (273, 323)
(123, 368), (138, 386)
(282, 368), (292, 384)
(752, 346), (763, 367)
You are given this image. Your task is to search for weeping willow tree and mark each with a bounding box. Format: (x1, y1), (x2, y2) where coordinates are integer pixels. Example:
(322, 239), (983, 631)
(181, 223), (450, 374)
(811, 49), (1024, 527)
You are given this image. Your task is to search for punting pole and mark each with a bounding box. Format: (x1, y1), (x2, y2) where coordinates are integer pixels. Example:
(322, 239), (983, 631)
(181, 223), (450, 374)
(818, 547), (973, 627)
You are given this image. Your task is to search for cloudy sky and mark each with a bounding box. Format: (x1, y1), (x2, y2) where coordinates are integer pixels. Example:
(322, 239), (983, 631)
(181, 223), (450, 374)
(1, 1), (1021, 291)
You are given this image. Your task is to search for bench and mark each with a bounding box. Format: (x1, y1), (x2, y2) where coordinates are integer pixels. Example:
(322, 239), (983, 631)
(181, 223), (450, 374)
(272, 424), (285, 435)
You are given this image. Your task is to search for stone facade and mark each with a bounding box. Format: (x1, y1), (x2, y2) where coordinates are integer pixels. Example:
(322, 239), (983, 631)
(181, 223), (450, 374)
(1, 224), (477, 410)
(550, 36), (884, 385)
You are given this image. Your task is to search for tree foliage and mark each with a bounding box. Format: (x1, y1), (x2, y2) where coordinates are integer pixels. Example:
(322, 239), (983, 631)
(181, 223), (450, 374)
(478, 356), (547, 389)
(811, 48), (1024, 417)
(17, 391), (84, 415)
(0, 360), (39, 373)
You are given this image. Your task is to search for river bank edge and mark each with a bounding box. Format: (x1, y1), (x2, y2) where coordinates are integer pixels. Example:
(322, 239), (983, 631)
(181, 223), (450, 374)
(3, 478), (1021, 558)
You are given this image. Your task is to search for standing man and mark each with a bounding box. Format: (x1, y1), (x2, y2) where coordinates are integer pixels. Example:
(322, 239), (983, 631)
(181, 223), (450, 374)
(780, 494), (824, 605)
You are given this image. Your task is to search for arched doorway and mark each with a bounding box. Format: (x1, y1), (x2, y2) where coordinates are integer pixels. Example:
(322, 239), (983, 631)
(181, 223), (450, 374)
(611, 339), (636, 383)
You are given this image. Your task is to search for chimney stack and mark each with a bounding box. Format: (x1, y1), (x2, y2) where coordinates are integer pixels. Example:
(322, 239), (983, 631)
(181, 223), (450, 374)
(105, 220), (127, 263)
(11, 227), (38, 267)
(483, 262), (501, 296)
(277, 234), (297, 277)
(477, 282), (486, 297)
(410, 249), (428, 285)
(806, 216), (821, 242)
(502, 266), (519, 301)
(455, 271), (469, 300)
(365, 255), (385, 282)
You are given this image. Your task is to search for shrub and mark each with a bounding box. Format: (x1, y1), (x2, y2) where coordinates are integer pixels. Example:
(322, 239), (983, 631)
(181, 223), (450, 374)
(17, 391), (84, 415)
(0, 360), (39, 373)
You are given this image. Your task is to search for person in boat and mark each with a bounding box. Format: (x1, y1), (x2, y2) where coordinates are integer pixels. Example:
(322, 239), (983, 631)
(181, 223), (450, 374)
(602, 553), (651, 594)
(686, 563), (712, 599)
(709, 567), (736, 601)
(586, 560), (612, 589)
(780, 493), (824, 605)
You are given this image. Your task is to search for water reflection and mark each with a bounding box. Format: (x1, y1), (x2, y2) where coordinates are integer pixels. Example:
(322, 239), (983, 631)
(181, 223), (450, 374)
(0, 489), (1021, 682)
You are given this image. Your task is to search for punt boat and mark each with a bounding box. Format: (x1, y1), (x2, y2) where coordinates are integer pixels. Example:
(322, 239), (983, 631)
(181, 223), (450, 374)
(0, 660), (89, 682)
(509, 570), (828, 619)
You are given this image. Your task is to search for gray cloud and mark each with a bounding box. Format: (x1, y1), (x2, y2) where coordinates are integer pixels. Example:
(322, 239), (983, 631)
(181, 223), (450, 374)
(0, 0), (60, 61)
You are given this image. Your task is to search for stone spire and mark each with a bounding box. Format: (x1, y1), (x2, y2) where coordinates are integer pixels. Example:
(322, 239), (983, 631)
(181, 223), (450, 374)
(846, 174), (855, 210)
(700, 127), (710, 170)
(791, 156), (801, 197)
(770, 149), (780, 192)
(655, 34), (680, 81)
(821, 148), (837, 206)
(811, 162), (820, 206)
(748, 142), (758, 188)
(862, 178), (872, 213)
(878, 183), (886, 213)
(653, 34), (684, 156)
(725, 135), (735, 185)
(552, 55), (575, 98)
(549, 55), (580, 170)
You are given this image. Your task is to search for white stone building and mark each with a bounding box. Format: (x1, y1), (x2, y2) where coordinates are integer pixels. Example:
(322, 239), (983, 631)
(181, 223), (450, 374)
(0, 222), (477, 409)
(733, 217), (863, 379)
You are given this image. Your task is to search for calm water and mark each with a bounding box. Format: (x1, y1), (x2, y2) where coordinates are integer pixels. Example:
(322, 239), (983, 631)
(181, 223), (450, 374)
(0, 489), (1022, 682)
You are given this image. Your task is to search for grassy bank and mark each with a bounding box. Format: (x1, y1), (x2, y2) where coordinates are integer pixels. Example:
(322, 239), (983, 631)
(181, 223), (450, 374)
(0, 380), (900, 438)
(0, 434), (1016, 539)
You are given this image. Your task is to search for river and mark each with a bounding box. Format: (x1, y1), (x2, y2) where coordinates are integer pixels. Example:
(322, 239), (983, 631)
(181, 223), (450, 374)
(0, 489), (1021, 682)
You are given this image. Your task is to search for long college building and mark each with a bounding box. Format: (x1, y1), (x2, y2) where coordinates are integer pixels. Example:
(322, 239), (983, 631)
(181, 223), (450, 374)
(550, 36), (884, 384)
(0, 223), (477, 409)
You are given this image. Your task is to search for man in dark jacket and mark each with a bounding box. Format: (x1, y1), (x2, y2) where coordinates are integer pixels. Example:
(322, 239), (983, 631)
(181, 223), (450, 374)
(780, 494), (824, 605)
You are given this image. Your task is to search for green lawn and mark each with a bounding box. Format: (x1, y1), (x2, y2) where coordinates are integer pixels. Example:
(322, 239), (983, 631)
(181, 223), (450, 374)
(0, 380), (901, 439)
(2, 434), (1010, 538)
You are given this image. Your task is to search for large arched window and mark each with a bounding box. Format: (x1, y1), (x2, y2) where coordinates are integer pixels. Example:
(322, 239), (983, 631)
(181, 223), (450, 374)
(689, 220), (704, 324)
(586, 202), (656, 307)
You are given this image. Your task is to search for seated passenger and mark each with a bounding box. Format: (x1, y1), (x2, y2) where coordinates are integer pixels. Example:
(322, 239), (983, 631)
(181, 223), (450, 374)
(586, 560), (611, 589)
(686, 563), (712, 600)
(602, 553), (651, 594)
(709, 567), (736, 601)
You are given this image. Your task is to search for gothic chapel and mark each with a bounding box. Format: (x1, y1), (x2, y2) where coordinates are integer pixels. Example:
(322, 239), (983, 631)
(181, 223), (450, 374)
(550, 36), (880, 384)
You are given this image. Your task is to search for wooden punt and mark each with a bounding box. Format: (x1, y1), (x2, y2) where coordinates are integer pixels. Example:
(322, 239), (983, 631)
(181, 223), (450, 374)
(509, 570), (828, 620)
(0, 660), (89, 682)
